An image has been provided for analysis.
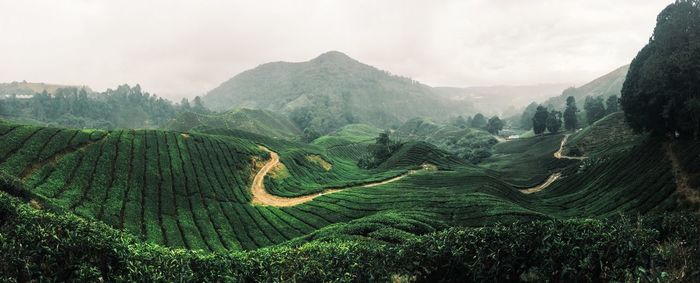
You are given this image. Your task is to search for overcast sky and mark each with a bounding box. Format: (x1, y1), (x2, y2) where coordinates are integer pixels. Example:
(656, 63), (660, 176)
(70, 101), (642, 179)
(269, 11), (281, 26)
(0, 0), (673, 100)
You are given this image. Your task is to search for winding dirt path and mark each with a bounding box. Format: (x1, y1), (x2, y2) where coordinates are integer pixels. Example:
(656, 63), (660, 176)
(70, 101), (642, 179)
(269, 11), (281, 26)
(520, 134), (586, 194)
(250, 146), (426, 207)
(521, 173), (562, 194)
(554, 134), (587, 160)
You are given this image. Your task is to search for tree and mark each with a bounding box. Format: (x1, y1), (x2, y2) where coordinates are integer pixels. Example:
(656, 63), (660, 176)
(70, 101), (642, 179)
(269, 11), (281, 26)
(606, 95), (619, 114)
(180, 98), (191, 111)
(546, 110), (562, 134)
(621, 0), (700, 138)
(453, 115), (467, 129)
(532, 106), (549, 135)
(359, 131), (402, 168)
(563, 96), (578, 131)
(486, 116), (504, 135)
(584, 96), (606, 125)
(301, 127), (320, 143)
(471, 113), (487, 129)
(520, 102), (538, 130)
(192, 96), (209, 114)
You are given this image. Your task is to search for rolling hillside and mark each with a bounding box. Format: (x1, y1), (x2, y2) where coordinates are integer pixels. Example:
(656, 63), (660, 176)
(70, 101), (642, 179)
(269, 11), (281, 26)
(166, 108), (302, 140)
(1, 119), (691, 247)
(202, 51), (475, 132)
(1, 118), (698, 281)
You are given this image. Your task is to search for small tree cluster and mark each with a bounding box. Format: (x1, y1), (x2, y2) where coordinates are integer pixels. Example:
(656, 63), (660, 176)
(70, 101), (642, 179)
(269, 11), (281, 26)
(358, 131), (402, 169)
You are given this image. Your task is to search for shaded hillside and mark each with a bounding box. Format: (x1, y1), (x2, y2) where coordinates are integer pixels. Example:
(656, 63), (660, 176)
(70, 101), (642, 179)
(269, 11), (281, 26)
(202, 51), (474, 132)
(543, 65), (629, 109)
(167, 108), (302, 139)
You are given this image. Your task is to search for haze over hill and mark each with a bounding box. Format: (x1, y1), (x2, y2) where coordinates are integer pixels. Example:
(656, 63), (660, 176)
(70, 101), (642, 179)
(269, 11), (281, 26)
(203, 51), (479, 132)
(203, 51), (583, 132)
(434, 83), (571, 116)
(542, 65), (629, 108)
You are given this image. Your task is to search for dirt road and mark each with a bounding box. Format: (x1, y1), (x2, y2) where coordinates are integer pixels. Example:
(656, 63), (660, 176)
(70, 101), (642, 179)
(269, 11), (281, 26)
(250, 146), (425, 207)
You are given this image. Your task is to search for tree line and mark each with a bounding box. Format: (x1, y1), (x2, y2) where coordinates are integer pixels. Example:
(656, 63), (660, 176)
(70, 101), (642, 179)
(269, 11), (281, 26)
(520, 94), (620, 135)
(0, 84), (209, 129)
(451, 113), (504, 135)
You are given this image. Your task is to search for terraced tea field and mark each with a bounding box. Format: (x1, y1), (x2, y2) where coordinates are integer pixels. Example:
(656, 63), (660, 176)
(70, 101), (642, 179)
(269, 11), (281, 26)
(0, 120), (691, 254)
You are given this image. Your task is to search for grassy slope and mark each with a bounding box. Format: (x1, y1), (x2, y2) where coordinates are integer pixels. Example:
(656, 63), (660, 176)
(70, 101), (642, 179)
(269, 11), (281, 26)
(563, 112), (642, 157)
(166, 108), (302, 140)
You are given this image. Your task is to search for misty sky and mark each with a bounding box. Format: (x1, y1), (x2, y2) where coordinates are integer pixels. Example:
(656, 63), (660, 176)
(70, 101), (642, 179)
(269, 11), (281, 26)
(0, 0), (673, 100)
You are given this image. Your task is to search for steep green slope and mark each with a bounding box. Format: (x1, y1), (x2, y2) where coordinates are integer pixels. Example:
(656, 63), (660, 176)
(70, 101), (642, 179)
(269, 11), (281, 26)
(202, 51), (474, 132)
(563, 112), (642, 157)
(166, 108), (302, 139)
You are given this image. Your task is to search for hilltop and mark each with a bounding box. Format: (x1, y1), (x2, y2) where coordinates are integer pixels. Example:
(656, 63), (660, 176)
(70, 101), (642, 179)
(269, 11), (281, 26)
(202, 51), (475, 133)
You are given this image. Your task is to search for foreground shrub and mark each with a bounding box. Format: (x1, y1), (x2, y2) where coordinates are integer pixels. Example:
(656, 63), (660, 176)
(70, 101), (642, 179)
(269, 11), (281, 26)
(0, 191), (698, 282)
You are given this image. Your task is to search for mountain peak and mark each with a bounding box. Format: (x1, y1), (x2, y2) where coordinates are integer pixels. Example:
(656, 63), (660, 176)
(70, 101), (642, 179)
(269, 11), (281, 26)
(311, 51), (356, 64)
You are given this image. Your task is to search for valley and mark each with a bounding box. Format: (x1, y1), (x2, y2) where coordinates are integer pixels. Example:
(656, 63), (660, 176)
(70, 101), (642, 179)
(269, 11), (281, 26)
(1, 1), (699, 281)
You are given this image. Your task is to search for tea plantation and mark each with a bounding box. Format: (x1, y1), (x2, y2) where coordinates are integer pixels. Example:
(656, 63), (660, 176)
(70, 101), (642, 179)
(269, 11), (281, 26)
(1, 119), (699, 281)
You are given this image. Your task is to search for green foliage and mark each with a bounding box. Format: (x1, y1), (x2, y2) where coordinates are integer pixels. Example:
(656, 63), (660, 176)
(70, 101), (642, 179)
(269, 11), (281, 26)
(584, 96), (607, 125)
(564, 96), (579, 131)
(532, 106), (548, 135)
(471, 113), (487, 129)
(0, 84), (187, 129)
(301, 127), (320, 143)
(546, 110), (562, 134)
(621, 0), (700, 138)
(486, 116), (504, 135)
(606, 95), (619, 114)
(358, 131), (402, 169)
(520, 102), (538, 130)
(1, 189), (697, 282)
(394, 117), (497, 164)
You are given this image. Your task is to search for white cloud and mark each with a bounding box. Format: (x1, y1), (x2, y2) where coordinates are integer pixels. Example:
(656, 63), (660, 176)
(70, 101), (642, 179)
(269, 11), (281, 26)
(0, 0), (673, 100)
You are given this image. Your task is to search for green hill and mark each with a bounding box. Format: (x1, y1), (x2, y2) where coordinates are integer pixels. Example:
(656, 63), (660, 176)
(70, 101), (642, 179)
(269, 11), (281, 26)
(542, 65), (629, 109)
(202, 51), (475, 133)
(166, 108), (302, 140)
(394, 117), (498, 163)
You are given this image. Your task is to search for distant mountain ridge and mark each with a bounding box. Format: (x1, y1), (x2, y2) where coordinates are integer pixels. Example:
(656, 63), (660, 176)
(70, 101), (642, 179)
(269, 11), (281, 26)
(434, 83), (571, 116)
(542, 65), (629, 108)
(202, 51), (476, 133)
